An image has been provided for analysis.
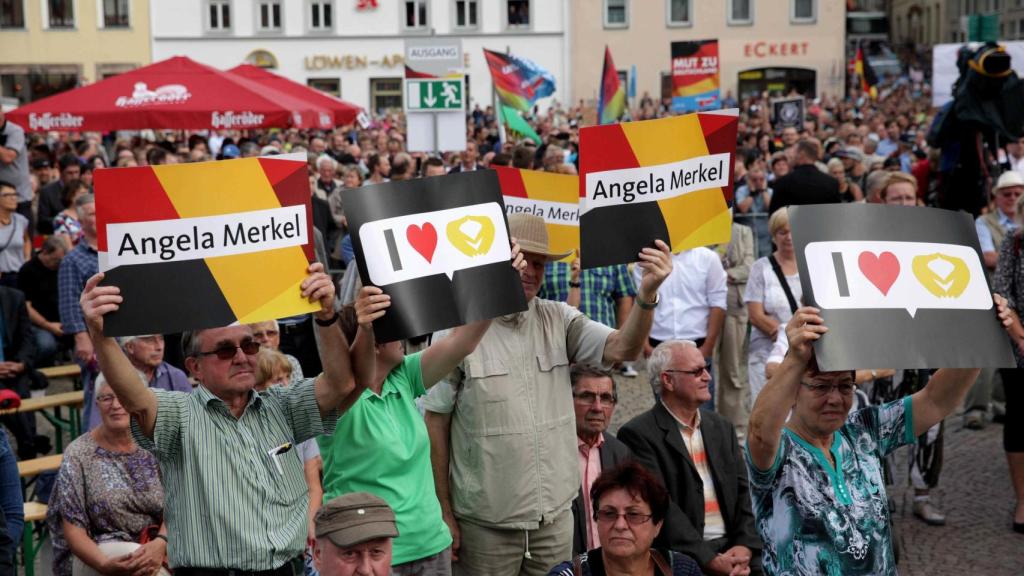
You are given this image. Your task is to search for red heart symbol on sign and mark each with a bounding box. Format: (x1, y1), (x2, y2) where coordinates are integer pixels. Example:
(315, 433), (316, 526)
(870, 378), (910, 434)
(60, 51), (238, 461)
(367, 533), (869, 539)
(858, 251), (900, 296)
(406, 223), (438, 263)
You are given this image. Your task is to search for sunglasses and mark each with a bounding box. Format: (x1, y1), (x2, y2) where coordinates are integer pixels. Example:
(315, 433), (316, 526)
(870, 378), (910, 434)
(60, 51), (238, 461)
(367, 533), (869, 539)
(196, 339), (261, 360)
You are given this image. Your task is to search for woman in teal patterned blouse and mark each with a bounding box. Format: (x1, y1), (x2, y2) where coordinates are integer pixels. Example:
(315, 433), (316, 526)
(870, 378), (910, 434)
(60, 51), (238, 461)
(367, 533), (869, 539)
(745, 301), (1011, 575)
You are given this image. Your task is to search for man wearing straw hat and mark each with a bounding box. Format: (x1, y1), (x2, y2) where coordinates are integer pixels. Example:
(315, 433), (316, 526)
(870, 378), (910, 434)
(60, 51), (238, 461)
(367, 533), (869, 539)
(424, 213), (673, 576)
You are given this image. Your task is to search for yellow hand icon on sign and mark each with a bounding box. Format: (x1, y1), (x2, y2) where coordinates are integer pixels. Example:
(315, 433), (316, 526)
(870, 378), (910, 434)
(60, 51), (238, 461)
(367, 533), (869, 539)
(446, 215), (495, 257)
(911, 253), (970, 298)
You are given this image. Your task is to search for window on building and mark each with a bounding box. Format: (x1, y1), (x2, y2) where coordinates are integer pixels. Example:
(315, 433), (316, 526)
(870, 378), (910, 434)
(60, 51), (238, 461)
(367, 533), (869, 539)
(791, 0), (815, 23)
(308, 78), (341, 97)
(258, 0), (282, 31)
(454, 0), (478, 29)
(404, 0), (428, 29)
(667, 0), (691, 26)
(0, 0), (24, 28)
(370, 77), (403, 114)
(604, 0), (628, 28)
(103, 0), (129, 27)
(728, 0), (752, 24)
(309, 0), (332, 30)
(506, 0), (529, 27)
(208, 0), (231, 31)
(48, 0), (74, 28)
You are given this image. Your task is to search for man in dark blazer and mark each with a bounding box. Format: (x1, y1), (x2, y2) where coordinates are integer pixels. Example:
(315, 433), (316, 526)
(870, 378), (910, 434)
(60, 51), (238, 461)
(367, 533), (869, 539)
(618, 340), (762, 576)
(0, 283), (37, 459)
(570, 365), (633, 556)
(768, 139), (841, 215)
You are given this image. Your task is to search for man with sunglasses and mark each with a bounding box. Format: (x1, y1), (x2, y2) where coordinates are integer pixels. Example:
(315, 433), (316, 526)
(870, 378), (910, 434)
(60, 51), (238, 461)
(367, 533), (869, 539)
(618, 340), (761, 576)
(78, 262), (370, 576)
(746, 300), (1013, 576)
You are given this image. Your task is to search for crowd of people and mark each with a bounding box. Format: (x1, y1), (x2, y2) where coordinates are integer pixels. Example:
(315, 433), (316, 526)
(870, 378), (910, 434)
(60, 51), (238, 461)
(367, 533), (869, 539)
(0, 59), (1022, 576)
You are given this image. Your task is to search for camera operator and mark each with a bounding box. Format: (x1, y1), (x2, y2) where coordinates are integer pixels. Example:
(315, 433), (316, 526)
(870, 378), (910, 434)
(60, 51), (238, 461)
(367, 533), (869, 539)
(734, 167), (774, 258)
(0, 110), (31, 231)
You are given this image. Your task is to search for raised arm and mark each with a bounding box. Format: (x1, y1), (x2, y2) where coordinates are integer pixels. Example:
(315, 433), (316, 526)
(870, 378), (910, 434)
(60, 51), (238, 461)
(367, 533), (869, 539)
(747, 307), (826, 471)
(603, 240), (673, 363)
(80, 273), (158, 436)
(305, 262), (358, 417)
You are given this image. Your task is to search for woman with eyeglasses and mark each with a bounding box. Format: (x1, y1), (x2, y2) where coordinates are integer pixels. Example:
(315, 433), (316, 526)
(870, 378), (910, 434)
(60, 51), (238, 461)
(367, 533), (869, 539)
(47, 375), (170, 576)
(746, 301), (1012, 575)
(548, 462), (702, 576)
(0, 179), (31, 288)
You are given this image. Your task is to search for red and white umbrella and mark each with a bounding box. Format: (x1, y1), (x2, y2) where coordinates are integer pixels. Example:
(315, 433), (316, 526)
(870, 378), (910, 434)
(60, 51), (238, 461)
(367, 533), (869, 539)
(7, 56), (333, 132)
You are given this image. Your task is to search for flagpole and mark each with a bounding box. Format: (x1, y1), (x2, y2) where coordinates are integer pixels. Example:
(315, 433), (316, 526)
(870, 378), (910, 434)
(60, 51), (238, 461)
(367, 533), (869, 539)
(494, 83), (507, 148)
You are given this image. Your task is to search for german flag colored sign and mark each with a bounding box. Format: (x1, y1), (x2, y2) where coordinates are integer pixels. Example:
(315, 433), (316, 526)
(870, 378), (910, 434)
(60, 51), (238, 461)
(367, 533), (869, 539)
(578, 110), (738, 269)
(95, 154), (319, 337)
(494, 166), (578, 262)
(344, 170), (528, 342)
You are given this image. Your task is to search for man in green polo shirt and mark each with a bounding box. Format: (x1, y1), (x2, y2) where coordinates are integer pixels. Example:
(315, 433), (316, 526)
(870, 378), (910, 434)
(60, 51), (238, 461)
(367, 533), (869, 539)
(79, 262), (370, 574)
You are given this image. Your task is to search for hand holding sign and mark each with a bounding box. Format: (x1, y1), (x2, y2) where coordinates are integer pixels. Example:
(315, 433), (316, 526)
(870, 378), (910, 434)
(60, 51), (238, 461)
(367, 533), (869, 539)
(300, 262), (336, 321)
(785, 307), (828, 365)
(635, 239), (674, 302)
(81, 272), (123, 338)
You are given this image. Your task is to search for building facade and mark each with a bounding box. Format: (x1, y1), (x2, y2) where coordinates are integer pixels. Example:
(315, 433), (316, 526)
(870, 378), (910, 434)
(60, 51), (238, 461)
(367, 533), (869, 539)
(150, 0), (569, 114)
(0, 0), (152, 104)
(890, 0), (948, 45)
(569, 0), (846, 106)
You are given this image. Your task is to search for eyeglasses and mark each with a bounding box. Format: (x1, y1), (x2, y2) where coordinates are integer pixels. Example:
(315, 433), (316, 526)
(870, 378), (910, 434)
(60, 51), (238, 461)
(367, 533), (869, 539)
(595, 509), (653, 526)
(801, 381), (856, 397)
(0, 193), (17, 198)
(573, 391), (617, 405)
(664, 367), (708, 378)
(196, 339), (261, 360)
(999, 190), (1024, 198)
(96, 394), (118, 405)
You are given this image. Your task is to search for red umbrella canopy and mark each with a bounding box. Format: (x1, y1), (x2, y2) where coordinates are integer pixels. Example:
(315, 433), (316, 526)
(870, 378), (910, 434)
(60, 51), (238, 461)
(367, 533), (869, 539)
(227, 64), (364, 127)
(7, 56), (333, 132)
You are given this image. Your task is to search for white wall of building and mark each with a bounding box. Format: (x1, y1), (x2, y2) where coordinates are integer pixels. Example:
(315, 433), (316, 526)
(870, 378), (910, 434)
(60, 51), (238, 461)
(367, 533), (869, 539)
(151, 0), (567, 114)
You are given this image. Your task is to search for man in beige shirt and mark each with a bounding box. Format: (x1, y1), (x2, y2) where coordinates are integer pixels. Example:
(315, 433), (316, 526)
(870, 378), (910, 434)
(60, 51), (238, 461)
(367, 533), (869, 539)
(424, 213), (672, 576)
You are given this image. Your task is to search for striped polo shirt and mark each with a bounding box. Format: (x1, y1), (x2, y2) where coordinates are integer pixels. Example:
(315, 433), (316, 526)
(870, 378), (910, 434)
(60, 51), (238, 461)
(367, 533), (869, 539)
(131, 378), (337, 571)
(663, 402), (726, 540)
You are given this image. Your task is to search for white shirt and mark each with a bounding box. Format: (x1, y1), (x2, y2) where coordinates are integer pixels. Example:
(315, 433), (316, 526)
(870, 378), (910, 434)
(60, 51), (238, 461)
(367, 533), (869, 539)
(635, 247), (727, 342)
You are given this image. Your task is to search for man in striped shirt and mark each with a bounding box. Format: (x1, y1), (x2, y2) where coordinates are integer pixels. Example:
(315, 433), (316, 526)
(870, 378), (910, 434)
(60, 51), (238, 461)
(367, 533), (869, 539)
(79, 263), (368, 575)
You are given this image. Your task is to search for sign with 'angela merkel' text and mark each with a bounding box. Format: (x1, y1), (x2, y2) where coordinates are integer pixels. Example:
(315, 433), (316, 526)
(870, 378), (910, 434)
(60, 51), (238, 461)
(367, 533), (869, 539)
(577, 110), (738, 269)
(95, 153), (320, 337)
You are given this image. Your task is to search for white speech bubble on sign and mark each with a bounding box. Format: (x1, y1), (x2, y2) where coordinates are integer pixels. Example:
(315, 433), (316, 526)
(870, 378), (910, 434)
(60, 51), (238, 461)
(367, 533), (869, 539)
(358, 202), (511, 286)
(804, 240), (991, 318)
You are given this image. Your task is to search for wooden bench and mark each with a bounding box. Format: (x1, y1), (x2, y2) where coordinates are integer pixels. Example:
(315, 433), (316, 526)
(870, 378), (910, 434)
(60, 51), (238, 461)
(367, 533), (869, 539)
(21, 502), (49, 576)
(18, 454), (63, 477)
(39, 364), (81, 380)
(1, 391), (84, 452)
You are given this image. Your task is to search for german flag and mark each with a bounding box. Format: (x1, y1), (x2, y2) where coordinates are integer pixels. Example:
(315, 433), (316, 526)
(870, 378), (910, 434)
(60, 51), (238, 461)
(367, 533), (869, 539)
(854, 44), (878, 99)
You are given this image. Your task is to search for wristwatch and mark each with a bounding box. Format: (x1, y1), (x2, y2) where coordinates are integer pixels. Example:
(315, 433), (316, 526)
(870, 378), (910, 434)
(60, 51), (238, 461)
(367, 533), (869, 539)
(637, 292), (660, 310)
(569, 281), (581, 288)
(314, 311), (340, 327)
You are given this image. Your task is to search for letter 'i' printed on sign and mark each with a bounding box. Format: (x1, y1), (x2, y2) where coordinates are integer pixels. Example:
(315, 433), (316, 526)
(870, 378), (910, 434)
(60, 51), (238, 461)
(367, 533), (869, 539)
(832, 252), (849, 297)
(384, 229), (402, 271)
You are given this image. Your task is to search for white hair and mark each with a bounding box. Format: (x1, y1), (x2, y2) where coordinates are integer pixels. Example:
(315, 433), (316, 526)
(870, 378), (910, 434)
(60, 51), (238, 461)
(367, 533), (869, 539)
(647, 339), (698, 395)
(316, 155), (337, 171)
